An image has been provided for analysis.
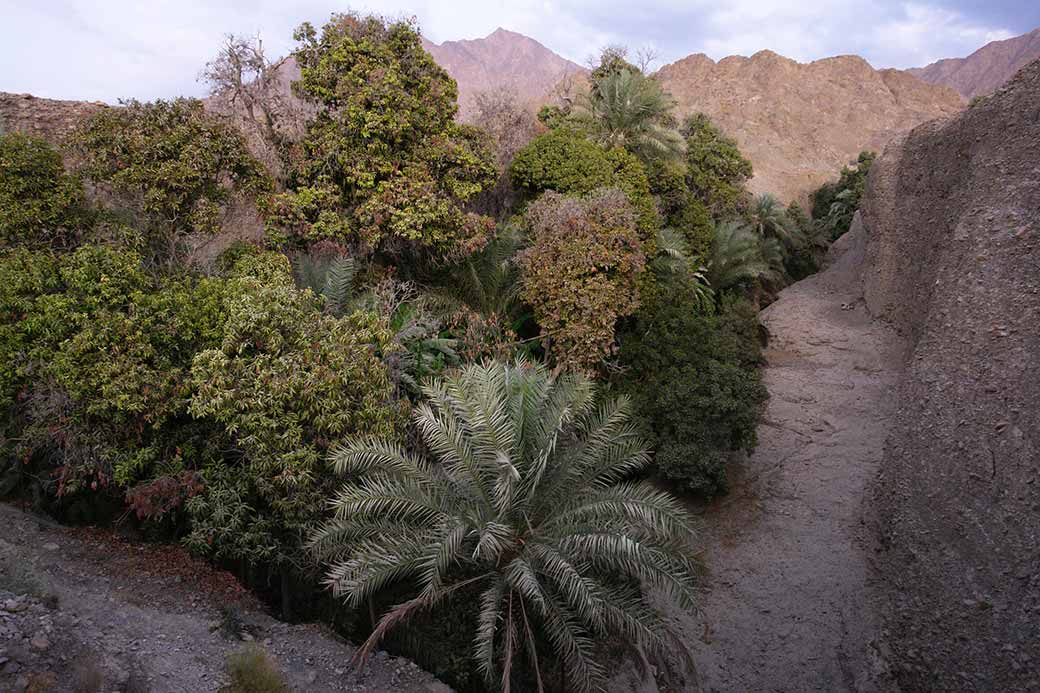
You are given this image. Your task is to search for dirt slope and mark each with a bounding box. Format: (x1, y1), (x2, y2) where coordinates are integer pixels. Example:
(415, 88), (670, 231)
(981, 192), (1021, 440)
(861, 58), (1040, 691)
(668, 221), (902, 692)
(909, 27), (1040, 99)
(0, 503), (450, 693)
(654, 51), (964, 203)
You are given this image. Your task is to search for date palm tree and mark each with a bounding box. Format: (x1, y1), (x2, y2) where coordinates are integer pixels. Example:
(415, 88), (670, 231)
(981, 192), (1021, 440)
(705, 219), (778, 294)
(310, 359), (698, 692)
(583, 69), (685, 165)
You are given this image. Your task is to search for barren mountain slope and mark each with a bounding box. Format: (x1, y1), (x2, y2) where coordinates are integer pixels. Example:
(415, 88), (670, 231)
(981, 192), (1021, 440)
(909, 27), (1040, 99)
(862, 58), (1040, 691)
(655, 51), (964, 203)
(422, 28), (584, 120)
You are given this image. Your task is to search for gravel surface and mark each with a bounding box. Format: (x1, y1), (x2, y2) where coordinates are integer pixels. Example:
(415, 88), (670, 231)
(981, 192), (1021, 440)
(679, 223), (902, 692)
(0, 503), (451, 693)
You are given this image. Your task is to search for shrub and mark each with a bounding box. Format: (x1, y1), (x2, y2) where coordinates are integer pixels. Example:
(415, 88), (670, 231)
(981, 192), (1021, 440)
(225, 644), (287, 693)
(647, 160), (714, 260)
(0, 133), (87, 249)
(519, 189), (645, 369)
(810, 150), (875, 239)
(509, 127), (659, 243)
(266, 13), (497, 257)
(186, 252), (401, 569)
(0, 244), (231, 505)
(616, 280), (767, 496)
(73, 98), (270, 264)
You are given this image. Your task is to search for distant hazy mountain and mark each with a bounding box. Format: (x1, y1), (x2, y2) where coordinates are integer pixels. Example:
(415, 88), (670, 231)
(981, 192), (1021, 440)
(909, 28), (1040, 99)
(422, 28), (585, 120)
(425, 30), (964, 202)
(653, 51), (963, 202)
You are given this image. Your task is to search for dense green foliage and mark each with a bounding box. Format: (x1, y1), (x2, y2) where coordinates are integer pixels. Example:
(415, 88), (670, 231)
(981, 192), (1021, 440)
(519, 189), (645, 369)
(0, 18), (805, 690)
(0, 134), (88, 249)
(312, 359), (698, 692)
(266, 14), (497, 257)
(681, 113), (753, 216)
(617, 286), (767, 495)
(811, 150), (876, 239)
(509, 127), (659, 242)
(74, 98), (270, 264)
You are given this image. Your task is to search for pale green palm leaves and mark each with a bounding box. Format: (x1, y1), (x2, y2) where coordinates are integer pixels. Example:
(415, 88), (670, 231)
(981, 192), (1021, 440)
(706, 219), (779, 293)
(654, 227), (715, 312)
(583, 70), (685, 165)
(311, 359), (698, 692)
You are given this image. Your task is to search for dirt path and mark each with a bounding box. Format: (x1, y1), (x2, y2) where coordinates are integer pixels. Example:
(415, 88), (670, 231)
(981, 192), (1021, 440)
(0, 503), (450, 693)
(683, 225), (902, 692)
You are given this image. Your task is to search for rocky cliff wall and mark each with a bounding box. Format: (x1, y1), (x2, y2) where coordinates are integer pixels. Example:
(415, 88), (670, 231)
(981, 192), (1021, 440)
(861, 58), (1040, 691)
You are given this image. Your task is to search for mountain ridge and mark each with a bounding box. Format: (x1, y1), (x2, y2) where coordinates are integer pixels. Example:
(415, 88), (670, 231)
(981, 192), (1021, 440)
(909, 27), (1040, 99)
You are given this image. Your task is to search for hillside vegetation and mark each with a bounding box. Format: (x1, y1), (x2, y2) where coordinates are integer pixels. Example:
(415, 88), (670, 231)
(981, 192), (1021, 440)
(0, 12), (907, 693)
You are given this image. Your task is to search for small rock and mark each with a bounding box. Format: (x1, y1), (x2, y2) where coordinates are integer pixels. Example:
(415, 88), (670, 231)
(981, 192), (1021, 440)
(42, 543), (59, 551)
(30, 634), (49, 651)
(306, 670), (318, 684)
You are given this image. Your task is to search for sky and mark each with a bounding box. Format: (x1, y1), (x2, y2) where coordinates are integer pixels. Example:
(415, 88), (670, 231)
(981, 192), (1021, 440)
(1, 1), (1038, 103)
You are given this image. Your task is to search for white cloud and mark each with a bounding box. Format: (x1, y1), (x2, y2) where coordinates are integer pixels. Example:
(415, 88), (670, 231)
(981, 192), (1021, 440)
(0, 0), (1029, 102)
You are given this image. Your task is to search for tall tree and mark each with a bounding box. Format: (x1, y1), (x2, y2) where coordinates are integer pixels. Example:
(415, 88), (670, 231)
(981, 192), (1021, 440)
(266, 13), (497, 258)
(583, 69), (685, 165)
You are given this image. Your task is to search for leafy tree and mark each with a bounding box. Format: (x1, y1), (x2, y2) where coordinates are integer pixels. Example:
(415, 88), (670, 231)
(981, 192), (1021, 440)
(187, 249), (401, 579)
(617, 282), (767, 496)
(311, 358), (698, 692)
(74, 98), (271, 265)
(681, 113), (753, 216)
(519, 189), (645, 370)
(582, 69), (684, 166)
(266, 13), (497, 257)
(509, 127), (659, 243)
(647, 160), (714, 260)
(0, 133), (88, 249)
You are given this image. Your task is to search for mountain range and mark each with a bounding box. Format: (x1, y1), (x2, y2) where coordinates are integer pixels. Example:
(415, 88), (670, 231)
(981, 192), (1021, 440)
(909, 28), (1040, 99)
(425, 26), (1038, 202)
(5, 26), (1038, 205)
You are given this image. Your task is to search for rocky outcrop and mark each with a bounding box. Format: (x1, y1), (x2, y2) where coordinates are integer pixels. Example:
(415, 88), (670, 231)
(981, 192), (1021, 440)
(422, 28), (584, 121)
(0, 92), (107, 142)
(909, 28), (1040, 99)
(654, 51), (964, 203)
(861, 58), (1040, 691)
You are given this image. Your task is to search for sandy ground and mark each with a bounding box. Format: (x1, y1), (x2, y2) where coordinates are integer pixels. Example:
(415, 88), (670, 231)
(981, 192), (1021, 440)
(679, 225), (902, 692)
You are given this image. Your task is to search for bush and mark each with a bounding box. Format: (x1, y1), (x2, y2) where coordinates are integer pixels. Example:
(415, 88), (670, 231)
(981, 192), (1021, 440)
(225, 644), (287, 693)
(186, 250), (401, 569)
(74, 98), (270, 264)
(0, 133), (88, 249)
(519, 189), (645, 369)
(616, 281), (767, 496)
(509, 127), (659, 244)
(810, 150), (875, 239)
(266, 13), (497, 257)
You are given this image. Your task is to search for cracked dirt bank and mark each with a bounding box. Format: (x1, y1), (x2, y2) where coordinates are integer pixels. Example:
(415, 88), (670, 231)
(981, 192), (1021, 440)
(681, 222), (902, 692)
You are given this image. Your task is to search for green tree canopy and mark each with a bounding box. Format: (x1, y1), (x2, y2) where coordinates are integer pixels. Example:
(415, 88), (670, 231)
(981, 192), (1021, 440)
(681, 113), (753, 216)
(509, 127), (659, 242)
(266, 13), (497, 258)
(74, 98), (271, 264)
(0, 133), (88, 249)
